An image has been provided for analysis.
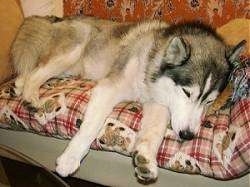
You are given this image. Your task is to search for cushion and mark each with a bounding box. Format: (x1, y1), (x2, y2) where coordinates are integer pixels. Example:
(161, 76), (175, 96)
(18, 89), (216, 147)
(0, 56), (249, 180)
(0, 0), (23, 84)
(216, 19), (250, 55)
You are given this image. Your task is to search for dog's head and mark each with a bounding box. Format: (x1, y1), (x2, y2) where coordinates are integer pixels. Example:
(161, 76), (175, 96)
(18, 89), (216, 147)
(150, 23), (246, 140)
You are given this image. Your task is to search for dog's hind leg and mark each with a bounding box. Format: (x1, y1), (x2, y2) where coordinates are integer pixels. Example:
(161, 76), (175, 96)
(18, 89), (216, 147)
(133, 103), (170, 181)
(22, 45), (82, 107)
(56, 78), (132, 177)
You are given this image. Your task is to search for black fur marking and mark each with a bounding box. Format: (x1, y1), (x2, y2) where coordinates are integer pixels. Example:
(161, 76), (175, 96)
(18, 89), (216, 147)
(200, 71), (229, 103)
(151, 59), (192, 85)
(199, 73), (229, 103)
(159, 55), (190, 71)
(182, 88), (191, 97)
(218, 71), (230, 92)
(201, 86), (214, 103)
(197, 72), (211, 101)
(164, 69), (192, 86)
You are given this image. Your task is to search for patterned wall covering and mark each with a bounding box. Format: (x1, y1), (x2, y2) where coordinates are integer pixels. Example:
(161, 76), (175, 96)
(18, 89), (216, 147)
(64, 0), (249, 27)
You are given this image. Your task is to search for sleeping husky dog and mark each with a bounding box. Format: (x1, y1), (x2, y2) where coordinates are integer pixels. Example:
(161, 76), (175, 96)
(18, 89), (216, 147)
(11, 16), (245, 181)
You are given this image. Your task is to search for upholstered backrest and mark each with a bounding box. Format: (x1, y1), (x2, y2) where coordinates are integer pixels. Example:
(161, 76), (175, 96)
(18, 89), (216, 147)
(63, 0), (249, 28)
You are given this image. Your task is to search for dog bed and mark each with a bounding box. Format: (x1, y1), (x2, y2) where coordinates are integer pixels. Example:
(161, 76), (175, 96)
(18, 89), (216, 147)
(0, 56), (249, 180)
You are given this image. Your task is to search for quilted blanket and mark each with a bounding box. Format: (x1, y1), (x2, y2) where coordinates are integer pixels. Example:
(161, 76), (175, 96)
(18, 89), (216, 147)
(0, 57), (249, 180)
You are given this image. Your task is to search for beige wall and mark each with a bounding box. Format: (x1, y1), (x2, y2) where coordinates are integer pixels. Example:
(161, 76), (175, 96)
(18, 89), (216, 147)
(0, 0), (23, 84)
(20, 0), (63, 17)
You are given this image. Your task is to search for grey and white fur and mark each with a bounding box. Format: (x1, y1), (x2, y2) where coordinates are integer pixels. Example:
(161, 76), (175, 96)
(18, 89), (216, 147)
(11, 15), (245, 181)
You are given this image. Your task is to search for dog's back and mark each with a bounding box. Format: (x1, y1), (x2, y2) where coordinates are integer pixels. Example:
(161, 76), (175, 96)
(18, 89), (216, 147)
(11, 16), (167, 79)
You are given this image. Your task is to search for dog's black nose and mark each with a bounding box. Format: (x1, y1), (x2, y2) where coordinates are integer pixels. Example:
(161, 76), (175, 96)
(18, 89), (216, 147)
(179, 130), (194, 140)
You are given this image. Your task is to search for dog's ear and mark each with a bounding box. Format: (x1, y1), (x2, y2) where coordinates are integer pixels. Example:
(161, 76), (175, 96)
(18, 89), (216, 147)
(225, 40), (246, 68)
(163, 36), (190, 68)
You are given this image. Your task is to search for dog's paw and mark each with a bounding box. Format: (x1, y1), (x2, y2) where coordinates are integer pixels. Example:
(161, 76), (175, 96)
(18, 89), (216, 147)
(133, 150), (158, 182)
(22, 89), (41, 108)
(56, 154), (81, 177)
(14, 77), (25, 96)
(14, 87), (22, 97)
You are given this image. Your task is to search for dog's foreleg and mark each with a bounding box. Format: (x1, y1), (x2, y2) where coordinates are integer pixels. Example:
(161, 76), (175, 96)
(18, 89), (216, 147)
(133, 102), (170, 181)
(56, 78), (130, 177)
(22, 45), (82, 107)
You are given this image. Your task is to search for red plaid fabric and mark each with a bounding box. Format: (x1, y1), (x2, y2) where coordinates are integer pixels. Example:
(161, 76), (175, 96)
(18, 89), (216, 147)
(0, 68), (249, 179)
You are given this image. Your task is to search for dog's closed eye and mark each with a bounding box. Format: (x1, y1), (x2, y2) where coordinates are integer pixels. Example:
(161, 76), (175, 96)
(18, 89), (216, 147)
(182, 88), (191, 98)
(205, 100), (213, 105)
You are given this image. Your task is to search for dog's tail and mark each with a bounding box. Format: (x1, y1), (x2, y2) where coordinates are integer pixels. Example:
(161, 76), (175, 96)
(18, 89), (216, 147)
(11, 16), (55, 75)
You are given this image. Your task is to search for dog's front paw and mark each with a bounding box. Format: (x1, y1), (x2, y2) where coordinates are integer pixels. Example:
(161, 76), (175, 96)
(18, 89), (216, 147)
(133, 150), (158, 182)
(56, 154), (81, 177)
(14, 77), (25, 97)
(14, 87), (22, 97)
(22, 89), (41, 108)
